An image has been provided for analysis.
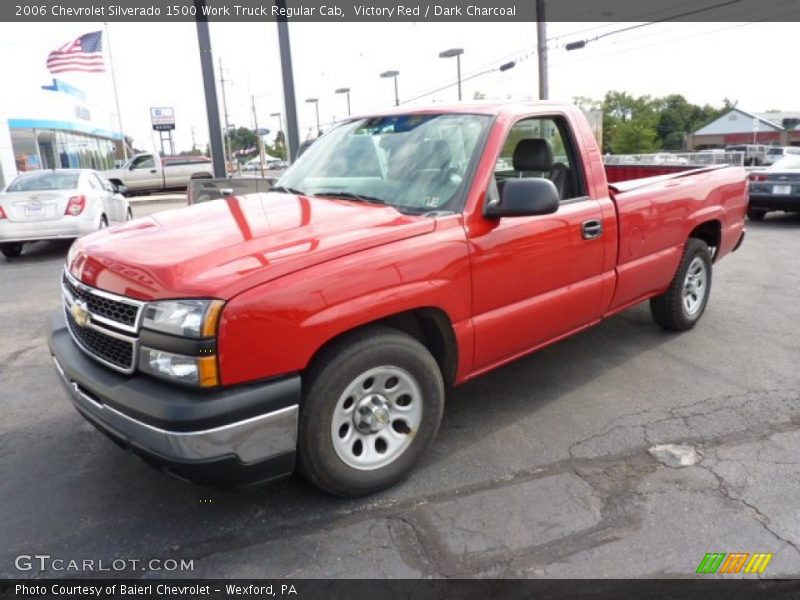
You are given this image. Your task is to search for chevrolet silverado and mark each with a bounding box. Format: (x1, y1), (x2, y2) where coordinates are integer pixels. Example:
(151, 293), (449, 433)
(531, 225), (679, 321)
(48, 103), (747, 496)
(104, 153), (213, 196)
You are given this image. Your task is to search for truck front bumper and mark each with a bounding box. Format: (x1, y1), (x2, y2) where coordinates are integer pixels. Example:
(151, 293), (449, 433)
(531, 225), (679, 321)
(47, 310), (300, 488)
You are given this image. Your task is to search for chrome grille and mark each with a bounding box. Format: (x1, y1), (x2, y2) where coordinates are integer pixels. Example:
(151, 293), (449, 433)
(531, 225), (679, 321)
(61, 269), (144, 374)
(65, 308), (135, 372)
(62, 271), (143, 332)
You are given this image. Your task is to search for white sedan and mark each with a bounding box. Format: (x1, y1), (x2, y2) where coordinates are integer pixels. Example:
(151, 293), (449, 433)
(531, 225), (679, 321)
(0, 169), (132, 259)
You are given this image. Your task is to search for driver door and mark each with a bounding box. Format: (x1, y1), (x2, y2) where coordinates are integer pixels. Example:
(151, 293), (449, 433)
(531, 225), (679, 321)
(127, 155), (160, 191)
(468, 115), (607, 370)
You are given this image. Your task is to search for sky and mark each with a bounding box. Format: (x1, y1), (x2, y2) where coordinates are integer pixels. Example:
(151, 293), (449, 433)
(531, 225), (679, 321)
(0, 20), (796, 153)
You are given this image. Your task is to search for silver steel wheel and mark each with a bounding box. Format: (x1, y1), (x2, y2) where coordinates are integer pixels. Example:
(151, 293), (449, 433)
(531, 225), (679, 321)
(330, 366), (423, 471)
(683, 256), (708, 316)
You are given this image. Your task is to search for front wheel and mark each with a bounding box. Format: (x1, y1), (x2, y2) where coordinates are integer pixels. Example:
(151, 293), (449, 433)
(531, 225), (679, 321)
(650, 238), (712, 331)
(298, 327), (444, 497)
(1, 242), (23, 259)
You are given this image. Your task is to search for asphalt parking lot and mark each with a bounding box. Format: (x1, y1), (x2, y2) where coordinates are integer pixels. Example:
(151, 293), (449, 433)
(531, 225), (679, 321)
(1, 201), (799, 579)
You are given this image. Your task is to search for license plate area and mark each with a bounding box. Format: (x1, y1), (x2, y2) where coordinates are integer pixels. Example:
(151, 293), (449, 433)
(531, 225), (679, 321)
(773, 185), (792, 195)
(24, 203), (46, 217)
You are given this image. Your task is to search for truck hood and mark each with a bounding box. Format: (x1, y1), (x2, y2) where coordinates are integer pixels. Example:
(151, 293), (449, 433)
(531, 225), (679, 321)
(67, 193), (435, 300)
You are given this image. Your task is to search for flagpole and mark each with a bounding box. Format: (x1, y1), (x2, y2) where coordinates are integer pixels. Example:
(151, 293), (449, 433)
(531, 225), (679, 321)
(104, 22), (128, 162)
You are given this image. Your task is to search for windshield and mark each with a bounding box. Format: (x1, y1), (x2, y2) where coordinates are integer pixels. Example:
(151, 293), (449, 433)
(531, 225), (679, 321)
(771, 156), (800, 170)
(276, 113), (491, 214)
(767, 148), (784, 155)
(6, 171), (79, 192)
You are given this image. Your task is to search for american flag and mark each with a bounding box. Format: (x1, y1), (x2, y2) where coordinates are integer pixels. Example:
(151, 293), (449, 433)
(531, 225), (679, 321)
(46, 31), (105, 74)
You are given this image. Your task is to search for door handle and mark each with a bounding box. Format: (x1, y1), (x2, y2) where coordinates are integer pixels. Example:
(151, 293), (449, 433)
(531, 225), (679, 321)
(582, 219), (603, 240)
(150, 169), (157, 174)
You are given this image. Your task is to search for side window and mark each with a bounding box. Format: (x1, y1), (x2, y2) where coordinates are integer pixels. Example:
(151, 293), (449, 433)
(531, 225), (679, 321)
(131, 156), (155, 169)
(492, 116), (584, 202)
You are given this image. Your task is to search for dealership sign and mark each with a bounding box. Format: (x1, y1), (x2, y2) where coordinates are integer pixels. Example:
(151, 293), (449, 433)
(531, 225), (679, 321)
(150, 107), (175, 131)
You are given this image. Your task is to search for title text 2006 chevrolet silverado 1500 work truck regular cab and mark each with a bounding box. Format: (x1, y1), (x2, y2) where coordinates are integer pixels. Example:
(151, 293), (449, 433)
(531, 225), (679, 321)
(48, 104), (747, 496)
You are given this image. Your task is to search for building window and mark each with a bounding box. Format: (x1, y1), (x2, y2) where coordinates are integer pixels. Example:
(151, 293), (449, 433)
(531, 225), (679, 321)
(10, 129), (39, 171)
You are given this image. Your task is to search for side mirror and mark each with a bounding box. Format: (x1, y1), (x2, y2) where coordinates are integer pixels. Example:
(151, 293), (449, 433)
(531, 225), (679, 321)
(484, 178), (560, 219)
(114, 183), (128, 195)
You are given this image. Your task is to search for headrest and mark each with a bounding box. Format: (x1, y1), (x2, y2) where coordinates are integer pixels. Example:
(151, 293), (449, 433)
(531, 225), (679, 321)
(513, 138), (554, 172)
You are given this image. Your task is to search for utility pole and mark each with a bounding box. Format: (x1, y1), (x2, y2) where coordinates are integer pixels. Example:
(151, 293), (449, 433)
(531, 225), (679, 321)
(191, 127), (196, 152)
(219, 57), (233, 175)
(275, 0), (300, 163)
(252, 95), (267, 177)
(536, 0), (549, 100)
(194, 0), (225, 178)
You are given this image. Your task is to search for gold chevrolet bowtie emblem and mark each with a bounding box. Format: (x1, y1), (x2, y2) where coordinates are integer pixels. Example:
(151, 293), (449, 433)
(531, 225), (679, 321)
(70, 300), (91, 328)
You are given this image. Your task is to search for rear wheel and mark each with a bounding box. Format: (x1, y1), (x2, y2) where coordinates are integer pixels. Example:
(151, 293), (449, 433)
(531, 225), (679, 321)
(298, 327), (444, 497)
(650, 238), (712, 331)
(746, 207), (766, 221)
(0, 242), (23, 259)
(98, 215), (108, 231)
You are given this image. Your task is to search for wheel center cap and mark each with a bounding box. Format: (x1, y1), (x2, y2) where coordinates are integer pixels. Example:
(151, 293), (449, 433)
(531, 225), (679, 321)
(355, 394), (391, 433)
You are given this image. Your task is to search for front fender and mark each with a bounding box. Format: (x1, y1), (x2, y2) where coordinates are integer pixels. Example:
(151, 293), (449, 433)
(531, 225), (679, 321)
(216, 220), (472, 386)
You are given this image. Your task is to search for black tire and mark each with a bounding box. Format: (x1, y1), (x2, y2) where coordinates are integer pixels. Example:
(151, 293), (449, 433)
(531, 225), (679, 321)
(298, 326), (444, 497)
(98, 215), (109, 231)
(650, 238), (712, 331)
(1, 242), (23, 259)
(126, 208), (133, 221)
(746, 207), (766, 221)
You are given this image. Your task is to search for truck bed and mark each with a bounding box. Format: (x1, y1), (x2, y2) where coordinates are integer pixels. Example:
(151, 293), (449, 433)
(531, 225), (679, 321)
(605, 165), (747, 313)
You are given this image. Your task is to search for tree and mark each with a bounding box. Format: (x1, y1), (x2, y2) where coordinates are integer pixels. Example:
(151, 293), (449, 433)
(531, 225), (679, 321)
(228, 127), (259, 155)
(610, 120), (660, 154)
(572, 96), (602, 112)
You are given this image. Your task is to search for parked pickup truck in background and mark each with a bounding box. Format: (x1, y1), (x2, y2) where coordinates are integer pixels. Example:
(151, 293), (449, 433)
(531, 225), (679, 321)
(48, 103), (747, 496)
(104, 153), (213, 195)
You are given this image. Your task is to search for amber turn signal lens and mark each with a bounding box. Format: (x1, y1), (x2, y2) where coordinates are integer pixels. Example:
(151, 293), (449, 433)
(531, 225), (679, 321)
(202, 300), (225, 338)
(198, 356), (219, 387)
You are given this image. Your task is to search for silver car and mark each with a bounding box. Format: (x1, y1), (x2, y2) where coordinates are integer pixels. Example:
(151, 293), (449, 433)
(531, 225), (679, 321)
(0, 169), (132, 259)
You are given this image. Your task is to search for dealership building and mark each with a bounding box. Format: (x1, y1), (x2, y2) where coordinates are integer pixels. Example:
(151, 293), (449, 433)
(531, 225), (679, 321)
(0, 77), (126, 189)
(687, 108), (800, 150)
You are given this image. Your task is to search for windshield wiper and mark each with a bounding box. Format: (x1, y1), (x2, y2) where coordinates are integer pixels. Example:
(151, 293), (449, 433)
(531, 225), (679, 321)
(314, 191), (387, 205)
(271, 185), (308, 195)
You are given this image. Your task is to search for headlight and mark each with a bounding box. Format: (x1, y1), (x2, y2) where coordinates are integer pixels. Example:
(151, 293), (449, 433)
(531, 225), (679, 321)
(142, 299), (223, 338)
(139, 347), (219, 387)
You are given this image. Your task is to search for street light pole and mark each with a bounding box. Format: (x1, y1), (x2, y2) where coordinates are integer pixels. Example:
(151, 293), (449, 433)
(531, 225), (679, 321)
(252, 95), (266, 177)
(193, 0), (226, 178)
(218, 58), (234, 175)
(306, 98), (320, 136)
(380, 70), (400, 106)
(536, 0), (549, 100)
(270, 112), (285, 159)
(438, 48), (464, 101)
(275, 0), (300, 163)
(335, 87), (351, 116)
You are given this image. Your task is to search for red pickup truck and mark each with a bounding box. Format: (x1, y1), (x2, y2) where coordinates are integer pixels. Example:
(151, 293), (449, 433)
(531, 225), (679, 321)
(48, 103), (746, 496)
